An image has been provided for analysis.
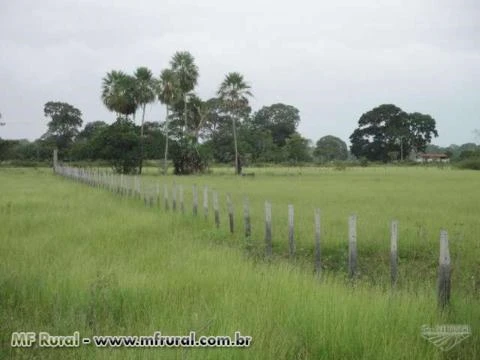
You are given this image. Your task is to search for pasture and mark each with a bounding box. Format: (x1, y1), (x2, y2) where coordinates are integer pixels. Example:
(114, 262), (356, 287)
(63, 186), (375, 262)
(1, 166), (479, 359)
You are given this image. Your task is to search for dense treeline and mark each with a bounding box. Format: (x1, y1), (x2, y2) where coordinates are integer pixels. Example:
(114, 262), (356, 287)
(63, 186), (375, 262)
(1, 50), (479, 172)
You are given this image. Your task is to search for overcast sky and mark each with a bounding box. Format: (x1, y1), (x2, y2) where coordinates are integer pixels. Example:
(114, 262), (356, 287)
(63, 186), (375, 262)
(1, 0), (479, 146)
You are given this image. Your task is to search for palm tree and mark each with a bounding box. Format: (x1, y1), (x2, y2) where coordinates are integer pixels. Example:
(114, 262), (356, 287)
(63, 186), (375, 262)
(134, 67), (156, 174)
(134, 67), (156, 132)
(101, 70), (137, 119)
(217, 72), (252, 175)
(157, 69), (179, 174)
(170, 51), (199, 135)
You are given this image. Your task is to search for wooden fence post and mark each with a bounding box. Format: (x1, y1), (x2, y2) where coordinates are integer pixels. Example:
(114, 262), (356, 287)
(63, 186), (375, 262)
(179, 185), (184, 214)
(227, 193), (234, 233)
(265, 201), (272, 258)
(133, 176), (137, 198)
(172, 182), (177, 212)
(438, 230), (451, 309)
(213, 191), (220, 228)
(203, 186), (209, 220)
(348, 214), (357, 280)
(156, 182), (160, 207)
(193, 184), (198, 216)
(164, 184), (169, 211)
(288, 204), (295, 258)
(314, 209), (321, 276)
(244, 197), (251, 238)
(390, 220), (399, 288)
(134, 176), (138, 198)
(53, 149), (58, 172)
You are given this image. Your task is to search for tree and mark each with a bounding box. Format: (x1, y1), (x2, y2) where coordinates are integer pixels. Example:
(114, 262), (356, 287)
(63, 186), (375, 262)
(169, 138), (207, 175)
(185, 94), (211, 141)
(406, 112), (438, 154)
(252, 104), (300, 147)
(314, 135), (348, 162)
(101, 71), (137, 119)
(93, 117), (140, 174)
(284, 133), (312, 163)
(70, 121), (108, 160)
(157, 68), (180, 174)
(217, 72), (253, 174)
(77, 121), (108, 141)
(42, 101), (83, 155)
(170, 51), (199, 134)
(133, 67), (156, 174)
(349, 104), (438, 162)
(142, 121), (166, 160)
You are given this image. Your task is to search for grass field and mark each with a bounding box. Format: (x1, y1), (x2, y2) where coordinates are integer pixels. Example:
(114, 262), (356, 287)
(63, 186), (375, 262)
(1, 166), (479, 359)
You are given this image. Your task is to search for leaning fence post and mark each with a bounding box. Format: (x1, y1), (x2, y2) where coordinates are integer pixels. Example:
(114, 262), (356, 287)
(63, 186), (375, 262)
(348, 214), (357, 280)
(265, 201), (272, 258)
(203, 186), (209, 220)
(314, 209), (321, 276)
(244, 197), (251, 238)
(288, 205), (295, 258)
(227, 193), (234, 233)
(213, 191), (220, 228)
(193, 184), (198, 216)
(390, 220), (399, 288)
(438, 230), (451, 309)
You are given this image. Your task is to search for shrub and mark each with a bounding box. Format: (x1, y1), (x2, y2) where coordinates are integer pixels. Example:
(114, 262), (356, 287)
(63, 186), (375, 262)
(456, 157), (480, 170)
(333, 161), (347, 171)
(92, 119), (141, 174)
(359, 158), (369, 167)
(170, 139), (208, 175)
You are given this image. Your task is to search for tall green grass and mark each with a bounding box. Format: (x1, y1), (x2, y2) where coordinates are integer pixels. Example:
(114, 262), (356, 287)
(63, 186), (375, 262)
(138, 166), (480, 291)
(1, 168), (479, 359)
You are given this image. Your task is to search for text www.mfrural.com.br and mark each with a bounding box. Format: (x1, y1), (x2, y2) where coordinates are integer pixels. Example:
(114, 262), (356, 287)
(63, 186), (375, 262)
(11, 331), (252, 348)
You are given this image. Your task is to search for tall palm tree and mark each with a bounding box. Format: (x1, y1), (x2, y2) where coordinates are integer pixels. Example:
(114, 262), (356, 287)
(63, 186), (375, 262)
(101, 70), (137, 119)
(134, 67), (156, 132)
(134, 67), (156, 174)
(170, 51), (199, 135)
(217, 72), (252, 175)
(157, 68), (179, 174)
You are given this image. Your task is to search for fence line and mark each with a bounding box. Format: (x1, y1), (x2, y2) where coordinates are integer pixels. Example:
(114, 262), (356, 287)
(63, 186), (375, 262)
(53, 163), (453, 308)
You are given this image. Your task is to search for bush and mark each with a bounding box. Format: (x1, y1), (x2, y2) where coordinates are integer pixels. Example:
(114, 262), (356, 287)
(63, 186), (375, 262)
(0, 160), (50, 168)
(92, 119), (141, 174)
(359, 158), (369, 167)
(456, 157), (480, 170)
(333, 161), (347, 171)
(170, 139), (208, 175)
